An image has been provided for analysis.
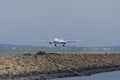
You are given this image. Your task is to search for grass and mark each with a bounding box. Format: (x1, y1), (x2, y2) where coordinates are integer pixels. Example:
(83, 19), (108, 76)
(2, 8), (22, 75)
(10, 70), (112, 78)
(0, 48), (119, 55)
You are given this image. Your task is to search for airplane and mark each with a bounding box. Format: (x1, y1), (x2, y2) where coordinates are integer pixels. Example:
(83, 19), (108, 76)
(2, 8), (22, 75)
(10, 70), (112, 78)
(38, 37), (82, 47)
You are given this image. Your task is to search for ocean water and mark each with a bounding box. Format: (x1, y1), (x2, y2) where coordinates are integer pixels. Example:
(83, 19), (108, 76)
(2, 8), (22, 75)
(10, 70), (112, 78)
(52, 71), (120, 80)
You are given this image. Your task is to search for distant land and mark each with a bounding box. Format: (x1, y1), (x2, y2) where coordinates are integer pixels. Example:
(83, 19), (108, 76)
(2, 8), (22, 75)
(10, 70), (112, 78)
(0, 43), (120, 51)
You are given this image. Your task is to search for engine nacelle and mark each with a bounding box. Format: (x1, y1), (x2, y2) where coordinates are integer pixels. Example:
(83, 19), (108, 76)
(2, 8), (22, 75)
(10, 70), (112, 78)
(49, 42), (52, 44)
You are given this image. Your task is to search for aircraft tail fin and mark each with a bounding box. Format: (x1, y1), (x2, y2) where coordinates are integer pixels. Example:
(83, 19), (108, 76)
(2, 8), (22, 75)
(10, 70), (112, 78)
(62, 33), (66, 40)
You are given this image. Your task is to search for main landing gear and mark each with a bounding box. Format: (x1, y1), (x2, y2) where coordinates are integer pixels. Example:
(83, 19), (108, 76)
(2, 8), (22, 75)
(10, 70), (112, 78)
(62, 44), (65, 47)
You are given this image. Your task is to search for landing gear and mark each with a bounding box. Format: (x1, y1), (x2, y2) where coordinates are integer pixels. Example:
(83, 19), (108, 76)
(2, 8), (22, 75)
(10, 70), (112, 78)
(54, 43), (66, 47)
(54, 44), (57, 47)
(63, 44), (65, 47)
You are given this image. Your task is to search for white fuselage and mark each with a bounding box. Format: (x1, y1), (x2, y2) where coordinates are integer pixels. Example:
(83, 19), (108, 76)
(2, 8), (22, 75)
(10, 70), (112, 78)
(48, 38), (76, 47)
(54, 38), (66, 44)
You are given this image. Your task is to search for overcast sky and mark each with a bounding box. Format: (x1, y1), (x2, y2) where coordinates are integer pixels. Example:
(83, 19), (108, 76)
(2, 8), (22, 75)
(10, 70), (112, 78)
(0, 0), (120, 47)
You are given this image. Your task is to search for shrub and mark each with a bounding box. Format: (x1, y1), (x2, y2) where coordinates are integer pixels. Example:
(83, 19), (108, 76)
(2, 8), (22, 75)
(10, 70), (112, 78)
(36, 51), (47, 55)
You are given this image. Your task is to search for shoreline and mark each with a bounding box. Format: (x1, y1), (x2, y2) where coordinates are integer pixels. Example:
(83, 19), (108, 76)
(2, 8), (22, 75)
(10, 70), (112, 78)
(0, 65), (120, 80)
(0, 54), (120, 79)
(48, 65), (120, 79)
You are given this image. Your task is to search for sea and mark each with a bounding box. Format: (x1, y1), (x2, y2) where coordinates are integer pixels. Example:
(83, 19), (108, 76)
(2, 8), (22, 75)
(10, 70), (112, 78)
(51, 71), (120, 80)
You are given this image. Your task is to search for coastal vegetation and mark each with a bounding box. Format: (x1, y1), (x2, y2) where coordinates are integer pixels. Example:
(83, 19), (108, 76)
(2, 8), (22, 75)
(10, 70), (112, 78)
(36, 50), (47, 55)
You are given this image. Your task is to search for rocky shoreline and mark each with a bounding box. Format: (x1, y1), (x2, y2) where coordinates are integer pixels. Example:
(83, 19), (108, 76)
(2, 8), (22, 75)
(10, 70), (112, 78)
(0, 65), (120, 80)
(0, 54), (120, 80)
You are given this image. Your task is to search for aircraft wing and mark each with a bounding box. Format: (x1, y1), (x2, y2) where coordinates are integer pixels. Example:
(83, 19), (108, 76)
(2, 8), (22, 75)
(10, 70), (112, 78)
(66, 40), (76, 43)
(66, 40), (83, 43)
(38, 39), (53, 43)
(38, 40), (50, 42)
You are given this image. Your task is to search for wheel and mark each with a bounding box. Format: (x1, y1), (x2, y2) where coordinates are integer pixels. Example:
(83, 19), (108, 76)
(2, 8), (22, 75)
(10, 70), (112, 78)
(55, 44), (57, 47)
(63, 44), (65, 47)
